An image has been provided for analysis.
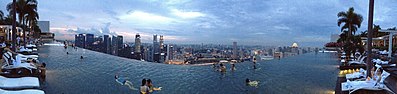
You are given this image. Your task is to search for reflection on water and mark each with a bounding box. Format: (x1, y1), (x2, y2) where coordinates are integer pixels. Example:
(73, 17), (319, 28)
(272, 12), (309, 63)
(39, 45), (338, 94)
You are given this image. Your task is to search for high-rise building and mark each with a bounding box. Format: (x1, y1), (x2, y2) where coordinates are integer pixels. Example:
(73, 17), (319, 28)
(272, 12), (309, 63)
(111, 36), (118, 55)
(37, 21), (50, 33)
(165, 44), (171, 62)
(160, 35), (164, 52)
(92, 36), (103, 51)
(75, 34), (85, 48)
(85, 34), (94, 49)
(159, 35), (165, 63)
(103, 35), (111, 54)
(153, 34), (160, 63)
(134, 33), (142, 60)
(119, 44), (132, 58)
(144, 46), (153, 62)
(117, 36), (123, 56)
(232, 42), (238, 59)
(74, 33), (94, 49)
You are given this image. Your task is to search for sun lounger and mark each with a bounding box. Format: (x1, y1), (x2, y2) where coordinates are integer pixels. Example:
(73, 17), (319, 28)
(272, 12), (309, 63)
(341, 70), (392, 93)
(0, 76), (40, 89)
(348, 56), (367, 65)
(346, 68), (366, 79)
(2, 52), (37, 73)
(0, 89), (44, 94)
(372, 59), (389, 65)
(379, 50), (389, 55)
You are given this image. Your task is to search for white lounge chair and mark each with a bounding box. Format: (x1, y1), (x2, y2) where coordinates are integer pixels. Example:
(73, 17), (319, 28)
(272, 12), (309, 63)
(0, 89), (44, 94)
(2, 52), (37, 73)
(379, 50), (389, 55)
(341, 68), (393, 93)
(348, 56), (367, 65)
(346, 68), (366, 79)
(372, 59), (389, 65)
(0, 76), (40, 89)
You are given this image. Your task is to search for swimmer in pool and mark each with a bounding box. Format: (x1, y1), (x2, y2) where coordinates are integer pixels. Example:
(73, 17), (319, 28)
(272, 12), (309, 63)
(246, 78), (259, 87)
(146, 79), (162, 93)
(231, 63), (236, 71)
(115, 74), (138, 90)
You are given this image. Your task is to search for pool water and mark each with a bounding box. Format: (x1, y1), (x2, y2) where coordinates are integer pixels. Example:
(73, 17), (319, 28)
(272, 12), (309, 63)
(39, 45), (338, 94)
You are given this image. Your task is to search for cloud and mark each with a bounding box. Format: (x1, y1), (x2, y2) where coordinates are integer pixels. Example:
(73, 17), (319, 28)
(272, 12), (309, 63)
(6, 0), (396, 47)
(171, 9), (205, 19)
(119, 11), (174, 23)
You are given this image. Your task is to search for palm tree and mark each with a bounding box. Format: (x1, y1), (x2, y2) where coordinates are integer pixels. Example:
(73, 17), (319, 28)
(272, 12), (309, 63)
(0, 10), (4, 21)
(365, 0), (375, 78)
(7, 0), (27, 26)
(337, 7), (364, 37)
(24, 0), (38, 39)
(7, 0), (38, 43)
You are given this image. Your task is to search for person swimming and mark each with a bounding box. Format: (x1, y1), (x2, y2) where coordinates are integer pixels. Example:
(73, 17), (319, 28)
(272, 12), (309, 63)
(231, 63), (236, 71)
(80, 56), (83, 59)
(140, 79), (149, 94)
(146, 79), (162, 93)
(245, 78), (259, 87)
(66, 52), (69, 54)
(115, 75), (137, 90)
(220, 63), (226, 73)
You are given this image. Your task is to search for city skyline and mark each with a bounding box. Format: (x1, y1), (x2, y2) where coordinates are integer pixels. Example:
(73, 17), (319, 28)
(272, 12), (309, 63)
(1, 0), (397, 47)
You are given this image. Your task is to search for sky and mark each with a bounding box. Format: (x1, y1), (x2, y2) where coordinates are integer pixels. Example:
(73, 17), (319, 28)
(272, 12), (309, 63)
(1, 0), (397, 47)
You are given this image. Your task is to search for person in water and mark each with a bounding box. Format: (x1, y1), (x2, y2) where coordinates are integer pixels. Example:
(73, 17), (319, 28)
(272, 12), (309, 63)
(245, 78), (259, 87)
(66, 52), (69, 54)
(115, 75), (137, 90)
(220, 63), (227, 72)
(80, 56), (84, 59)
(146, 79), (162, 93)
(231, 63), (236, 71)
(140, 79), (149, 94)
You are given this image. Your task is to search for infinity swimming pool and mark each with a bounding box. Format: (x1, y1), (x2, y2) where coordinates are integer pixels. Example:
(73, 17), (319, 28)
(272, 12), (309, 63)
(39, 45), (338, 94)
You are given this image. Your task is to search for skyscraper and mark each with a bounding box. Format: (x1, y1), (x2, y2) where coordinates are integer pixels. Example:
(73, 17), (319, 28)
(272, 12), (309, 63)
(75, 34), (85, 48)
(159, 35), (165, 63)
(117, 36), (123, 56)
(85, 34), (94, 49)
(74, 33), (93, 49)
(232, 42), (238, 60)
(111, 36), (118, 55)
(153, 34), (160, 63)
(37, 21), (50, 33)
(160, 35), (164, 52)
(134, 33), (142, 60)
(103, 35), (111, 54)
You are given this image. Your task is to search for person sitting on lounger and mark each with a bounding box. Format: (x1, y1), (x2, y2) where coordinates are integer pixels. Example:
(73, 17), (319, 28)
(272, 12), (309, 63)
(115, 74), (137, 90)
(4, 43), (17, 55)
